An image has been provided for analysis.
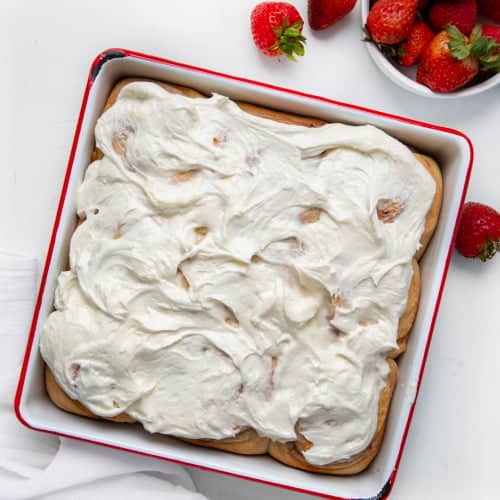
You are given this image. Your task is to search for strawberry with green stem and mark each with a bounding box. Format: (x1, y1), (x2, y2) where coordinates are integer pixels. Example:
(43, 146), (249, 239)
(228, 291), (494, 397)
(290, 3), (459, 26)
(417, 24), (500, 92)
(456, 202), (500, 261)
(251, 2), (307, 61)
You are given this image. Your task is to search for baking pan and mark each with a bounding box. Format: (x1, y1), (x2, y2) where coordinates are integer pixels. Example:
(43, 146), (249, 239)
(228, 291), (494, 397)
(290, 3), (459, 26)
(15, 49), (473, 500)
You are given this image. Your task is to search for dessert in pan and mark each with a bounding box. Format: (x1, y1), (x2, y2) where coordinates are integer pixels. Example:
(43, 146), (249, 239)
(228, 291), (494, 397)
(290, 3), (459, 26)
(40, 78), (442, 474)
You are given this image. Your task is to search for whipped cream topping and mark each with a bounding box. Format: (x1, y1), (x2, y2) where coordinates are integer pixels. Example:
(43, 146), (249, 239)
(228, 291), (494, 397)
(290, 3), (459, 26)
(40, 82), (435, 465)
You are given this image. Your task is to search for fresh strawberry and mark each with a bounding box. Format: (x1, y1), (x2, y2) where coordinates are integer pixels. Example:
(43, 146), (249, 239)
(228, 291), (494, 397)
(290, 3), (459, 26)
(428, 0), (477, 36)
(478, 0), (500, 24)
(417, 24), (500, 91)
(399, 20), (435, 66)
(366, 0), (418, 45)
(418, 0), (431, 10)
(250, 2), (306, 61)
(308, 0), (357, 30)
(417, 29), (479, 91)
(455, 202), (500, 261)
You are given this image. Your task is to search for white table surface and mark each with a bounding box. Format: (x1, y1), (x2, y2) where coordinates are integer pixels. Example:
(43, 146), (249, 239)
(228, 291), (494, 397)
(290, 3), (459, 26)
(1, 1), (499, 499)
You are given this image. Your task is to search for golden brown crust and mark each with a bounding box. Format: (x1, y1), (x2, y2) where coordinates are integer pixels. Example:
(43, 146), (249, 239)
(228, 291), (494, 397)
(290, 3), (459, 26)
(104, 77), (205, 113)
(45, 365), (134, 423)
(44, 78), (442, 473)
(268, 359), (398, 475)
(237, 101), (327, 128)
(390, 259), (420, 358)
(414, 154), (443, 260)
(46, 365), (266, 452)
(180, 429), (270, 455)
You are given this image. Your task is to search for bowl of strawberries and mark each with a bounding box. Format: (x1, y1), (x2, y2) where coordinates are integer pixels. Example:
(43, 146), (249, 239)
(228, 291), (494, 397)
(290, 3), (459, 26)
(361, 0), (500, 97)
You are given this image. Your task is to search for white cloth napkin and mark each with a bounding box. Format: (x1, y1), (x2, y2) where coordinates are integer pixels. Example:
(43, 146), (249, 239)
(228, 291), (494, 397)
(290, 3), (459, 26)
(0, 252), (208, 500)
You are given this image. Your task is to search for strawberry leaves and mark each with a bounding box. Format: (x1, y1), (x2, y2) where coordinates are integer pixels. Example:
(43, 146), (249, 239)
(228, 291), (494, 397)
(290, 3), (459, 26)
(250, 2), (306, 61)
(447, 24), (471, 58)
(270, 18), (307, 61)
(473, 26), (500, 71)
(447, 23), (500, 71)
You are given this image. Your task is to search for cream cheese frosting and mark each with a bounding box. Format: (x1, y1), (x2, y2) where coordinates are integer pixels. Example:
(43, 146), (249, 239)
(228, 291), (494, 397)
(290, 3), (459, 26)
(40, 82), (436, 465)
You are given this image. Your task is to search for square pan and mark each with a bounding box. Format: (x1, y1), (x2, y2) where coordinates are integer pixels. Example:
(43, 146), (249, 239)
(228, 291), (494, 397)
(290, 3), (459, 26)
(15, 49), (473, 500)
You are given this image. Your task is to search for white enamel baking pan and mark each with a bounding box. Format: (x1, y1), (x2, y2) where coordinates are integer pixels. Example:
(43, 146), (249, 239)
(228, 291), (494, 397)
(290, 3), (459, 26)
(15, 49), (473, 500)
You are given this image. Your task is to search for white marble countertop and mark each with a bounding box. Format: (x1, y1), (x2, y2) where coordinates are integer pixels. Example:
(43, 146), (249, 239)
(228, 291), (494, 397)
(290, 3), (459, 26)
(1, 1), (499, 499)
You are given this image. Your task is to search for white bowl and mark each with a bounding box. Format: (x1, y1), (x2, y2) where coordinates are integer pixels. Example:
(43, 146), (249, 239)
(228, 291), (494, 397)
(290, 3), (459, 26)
(361, 0), (500, 98)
